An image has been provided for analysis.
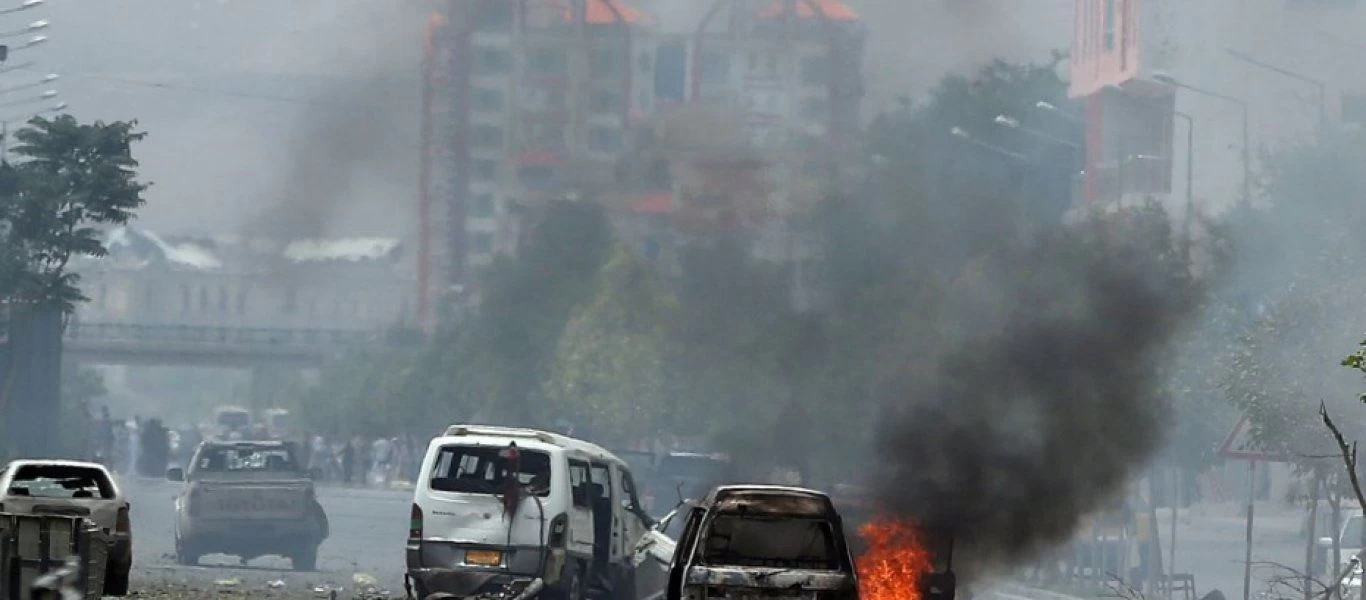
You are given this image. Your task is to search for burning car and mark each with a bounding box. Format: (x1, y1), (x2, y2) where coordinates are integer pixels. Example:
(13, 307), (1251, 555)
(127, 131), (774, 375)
(663, 485), (859, 600)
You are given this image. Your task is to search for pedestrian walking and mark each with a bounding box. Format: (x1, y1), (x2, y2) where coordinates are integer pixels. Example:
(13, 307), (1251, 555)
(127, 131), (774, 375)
(342, 440), (356, 485)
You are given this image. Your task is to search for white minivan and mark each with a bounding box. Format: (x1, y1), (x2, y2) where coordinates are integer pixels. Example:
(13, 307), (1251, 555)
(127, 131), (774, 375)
(407, 425), (654, 600)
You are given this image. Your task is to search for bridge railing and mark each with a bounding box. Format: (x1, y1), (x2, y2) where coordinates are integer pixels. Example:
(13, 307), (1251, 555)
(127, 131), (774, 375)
(64, 322), (379, 347)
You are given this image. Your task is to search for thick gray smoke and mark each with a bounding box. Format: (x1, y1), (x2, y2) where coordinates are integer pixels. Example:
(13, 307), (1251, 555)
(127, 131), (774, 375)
(244, 0), (426, 248)
(873, 218), (1198, 571)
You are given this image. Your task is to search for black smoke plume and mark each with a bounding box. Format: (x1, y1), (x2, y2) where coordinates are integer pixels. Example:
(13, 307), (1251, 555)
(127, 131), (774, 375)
(873, 211), (1199, 572)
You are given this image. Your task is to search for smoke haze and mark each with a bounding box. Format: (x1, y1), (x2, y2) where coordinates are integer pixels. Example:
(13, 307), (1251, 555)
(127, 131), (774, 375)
(872, 214), (1199, 572)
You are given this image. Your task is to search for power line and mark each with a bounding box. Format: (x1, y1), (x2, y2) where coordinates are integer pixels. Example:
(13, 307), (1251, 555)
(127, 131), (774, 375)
(16, 67), (417, 112)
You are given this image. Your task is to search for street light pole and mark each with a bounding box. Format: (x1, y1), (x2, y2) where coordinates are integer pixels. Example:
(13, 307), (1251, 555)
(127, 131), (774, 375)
(1154, 73), (1250, 205)
(1225, 48), (1326, 137)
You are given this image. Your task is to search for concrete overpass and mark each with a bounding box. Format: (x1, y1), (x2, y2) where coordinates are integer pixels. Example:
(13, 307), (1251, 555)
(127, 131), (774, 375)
(64, 321), (380, 368)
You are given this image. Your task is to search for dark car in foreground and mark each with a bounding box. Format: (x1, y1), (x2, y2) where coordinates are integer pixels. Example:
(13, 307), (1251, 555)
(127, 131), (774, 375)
(663, 485), (859, 600)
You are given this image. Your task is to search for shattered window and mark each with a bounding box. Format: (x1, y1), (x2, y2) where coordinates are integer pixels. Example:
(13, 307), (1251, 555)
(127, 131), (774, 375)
(9, 465), (115, 500)
(429, 445), (552, 497)
(700, 515), (838, 570)
(196, 446), (299, 473)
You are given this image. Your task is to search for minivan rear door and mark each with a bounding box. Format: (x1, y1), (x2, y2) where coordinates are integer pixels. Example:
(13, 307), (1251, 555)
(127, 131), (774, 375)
(424, 445), (557, 551)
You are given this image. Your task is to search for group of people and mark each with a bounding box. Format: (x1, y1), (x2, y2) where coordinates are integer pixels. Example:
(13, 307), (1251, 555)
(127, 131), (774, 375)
(90, 407), (195, 477)
(303, 434), (421, 487)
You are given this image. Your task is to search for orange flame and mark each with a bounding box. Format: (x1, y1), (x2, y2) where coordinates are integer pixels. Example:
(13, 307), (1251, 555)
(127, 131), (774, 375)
(856, 516), (934, 600)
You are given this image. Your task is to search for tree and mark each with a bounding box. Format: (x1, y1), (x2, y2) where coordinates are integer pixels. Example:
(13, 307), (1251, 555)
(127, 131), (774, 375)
(0, 115), (148, 458)
(544, 245), (678, 446)
(3, 116), (148, 308)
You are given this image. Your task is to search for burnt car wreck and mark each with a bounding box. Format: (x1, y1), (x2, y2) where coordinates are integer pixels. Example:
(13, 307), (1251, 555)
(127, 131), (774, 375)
(663, 485), (860, 600)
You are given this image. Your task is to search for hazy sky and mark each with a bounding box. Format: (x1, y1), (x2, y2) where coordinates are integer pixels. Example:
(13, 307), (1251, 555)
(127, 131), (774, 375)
(27, 0), (1069, 238)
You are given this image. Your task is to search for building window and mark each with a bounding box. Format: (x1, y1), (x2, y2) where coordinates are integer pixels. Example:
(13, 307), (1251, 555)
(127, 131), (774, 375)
(471, 232), (495, 254)
(473, 125), (504, 149)
(528, 49), (566, 77)
(1104, 0), (1116, 50)
(471, 193), (496, 218)
(476, 0), (513, 30)
(475, 47), (511, 75)
(800, 97), (828, 122)
(473, 159), (498, 182)
(590, 48), (621, 79)
(589, 125), (621, 153)
(590, 89), (621, 115)
(522, 123), (566, 147)
(519, 165), (556, 188)
(800, 56), (829, 86)
(473, 88), (504, 112)
(699, 51), (729, 84)
(746, 52), (778, 79)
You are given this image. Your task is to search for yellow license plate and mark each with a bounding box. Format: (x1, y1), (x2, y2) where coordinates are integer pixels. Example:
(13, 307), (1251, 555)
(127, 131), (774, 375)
(465, 550), (502, 566)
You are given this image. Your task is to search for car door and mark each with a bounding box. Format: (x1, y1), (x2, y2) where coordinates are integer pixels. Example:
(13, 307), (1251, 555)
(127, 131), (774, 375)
(617, 467), (650, 551)
(664, 506), (706, 600)
(567, 459), (596, 560)
(589, 462), (617, 565)
(632, 502), (693, 600)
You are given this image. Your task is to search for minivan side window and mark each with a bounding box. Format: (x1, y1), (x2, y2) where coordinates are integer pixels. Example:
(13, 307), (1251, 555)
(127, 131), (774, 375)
(589, 463), (612, 503)
(620, 470), (644, 513)
(569, 459), (591, 508)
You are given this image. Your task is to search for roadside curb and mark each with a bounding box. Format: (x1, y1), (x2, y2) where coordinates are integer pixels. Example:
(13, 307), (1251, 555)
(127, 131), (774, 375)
(995, 582), (1092, 600)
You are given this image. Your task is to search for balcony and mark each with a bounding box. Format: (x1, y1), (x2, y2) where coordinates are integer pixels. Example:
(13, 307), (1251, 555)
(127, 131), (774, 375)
(1088, 154), (1172, 201)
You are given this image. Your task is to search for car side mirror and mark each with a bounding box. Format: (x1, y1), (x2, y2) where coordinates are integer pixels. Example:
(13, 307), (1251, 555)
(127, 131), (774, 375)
(166, 468), (184, 482)
(1320, 536), (1336, 548)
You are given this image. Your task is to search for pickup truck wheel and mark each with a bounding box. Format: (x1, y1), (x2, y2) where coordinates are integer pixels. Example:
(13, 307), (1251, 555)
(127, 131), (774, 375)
(293, 545), (318, 571)
(103, 559), (131, 596)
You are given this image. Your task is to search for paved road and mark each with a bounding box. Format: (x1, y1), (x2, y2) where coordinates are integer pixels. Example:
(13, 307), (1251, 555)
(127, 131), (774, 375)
(119, 476), (412, 595)
(113, 473), (1318, 600)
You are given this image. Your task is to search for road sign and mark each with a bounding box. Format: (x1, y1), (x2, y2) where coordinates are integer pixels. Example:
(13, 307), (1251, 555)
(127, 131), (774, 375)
(1217, 415), (1291, 462)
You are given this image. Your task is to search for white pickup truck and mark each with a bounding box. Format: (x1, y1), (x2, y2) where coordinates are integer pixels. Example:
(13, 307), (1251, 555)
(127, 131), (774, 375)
(168, 440), (329, 570)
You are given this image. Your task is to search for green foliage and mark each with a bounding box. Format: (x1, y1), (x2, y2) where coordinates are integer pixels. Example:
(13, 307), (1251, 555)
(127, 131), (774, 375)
(0, 115), (148, 310)
(1224, 129), (1366, 479)
(544, 245), (678, 445)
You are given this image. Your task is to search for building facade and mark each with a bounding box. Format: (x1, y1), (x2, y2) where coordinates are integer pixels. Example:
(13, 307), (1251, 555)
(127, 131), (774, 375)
(1069, 0), (1366, 218)
(419, 0), (864, 322)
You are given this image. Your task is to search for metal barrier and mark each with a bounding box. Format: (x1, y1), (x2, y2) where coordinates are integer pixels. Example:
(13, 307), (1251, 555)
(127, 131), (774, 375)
(0, 514), (105, 600)
(64, 322), (376, 347)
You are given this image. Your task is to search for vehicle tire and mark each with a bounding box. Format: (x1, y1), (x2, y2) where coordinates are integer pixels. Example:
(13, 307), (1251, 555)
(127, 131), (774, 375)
(553, 561), (584, 600)
(293, 545), (318, 571)
(175, 538), (199, 567)
(103, 559), (131, 596)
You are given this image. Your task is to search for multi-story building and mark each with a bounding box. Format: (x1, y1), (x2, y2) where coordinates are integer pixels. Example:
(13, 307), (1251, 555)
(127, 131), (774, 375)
(1069, 0), (1366, 218)
(421, 0), (654, 320)
(420, 0), (864, 322)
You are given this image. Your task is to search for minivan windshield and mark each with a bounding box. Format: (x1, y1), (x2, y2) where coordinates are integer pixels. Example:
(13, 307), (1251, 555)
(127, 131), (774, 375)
(429, 445), (552, 497)
(701, 515), (839, 570)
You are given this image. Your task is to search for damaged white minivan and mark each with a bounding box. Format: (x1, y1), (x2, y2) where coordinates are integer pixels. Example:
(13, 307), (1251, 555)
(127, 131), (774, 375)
(407, 425), (654, 600)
